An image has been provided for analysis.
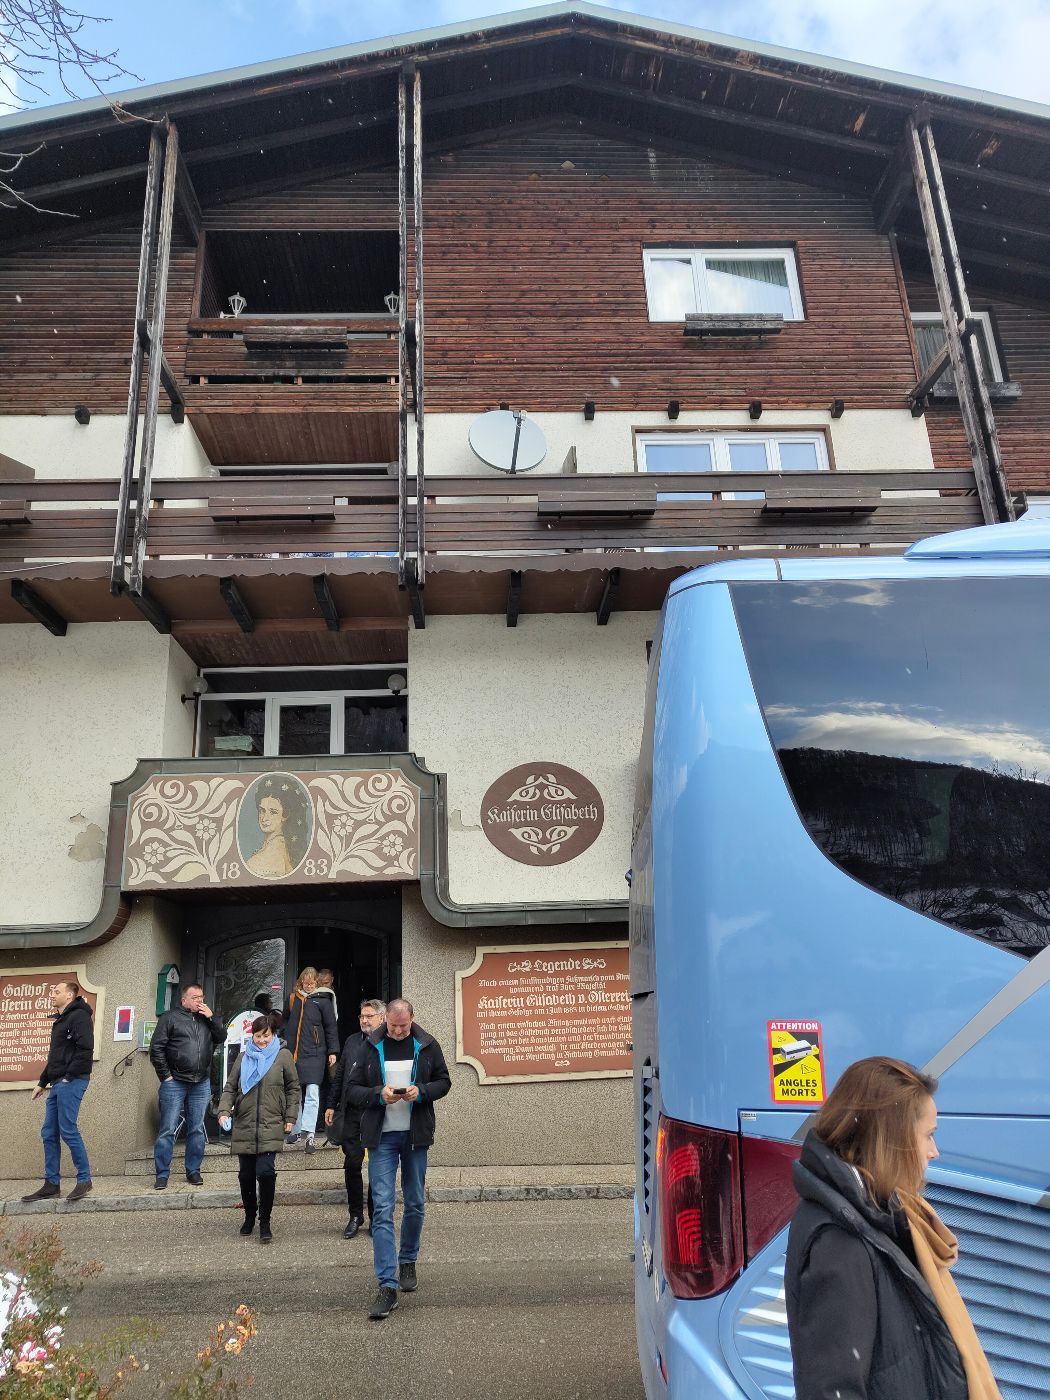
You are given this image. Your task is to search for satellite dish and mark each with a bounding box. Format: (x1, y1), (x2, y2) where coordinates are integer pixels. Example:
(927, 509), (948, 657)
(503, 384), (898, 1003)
(468, 409), (547, 473)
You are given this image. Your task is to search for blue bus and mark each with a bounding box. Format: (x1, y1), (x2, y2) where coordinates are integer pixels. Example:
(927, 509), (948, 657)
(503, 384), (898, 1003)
(631, 515), (1050, 1399)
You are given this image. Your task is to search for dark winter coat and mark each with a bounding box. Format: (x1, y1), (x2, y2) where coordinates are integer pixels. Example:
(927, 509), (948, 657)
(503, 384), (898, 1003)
(39, 996), (94, 1087)
(283, 990), (339, 1087)
(328, 1029), (370, 1146)
(150, 1005), (226, 1084)
(345, 1023), (452, 1150)
(786, 1133), (968, 1400)
(217, 1046), (301, 1156)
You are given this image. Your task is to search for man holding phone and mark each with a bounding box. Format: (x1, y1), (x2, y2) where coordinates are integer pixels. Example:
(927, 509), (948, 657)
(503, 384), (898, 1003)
(345, 997), (451, 1322)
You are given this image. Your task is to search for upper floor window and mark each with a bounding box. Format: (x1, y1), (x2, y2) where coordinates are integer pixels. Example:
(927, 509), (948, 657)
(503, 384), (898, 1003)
(911, 311), (1005, 391)
(196, 667), (407, 759)
(643, 247), (804, 323)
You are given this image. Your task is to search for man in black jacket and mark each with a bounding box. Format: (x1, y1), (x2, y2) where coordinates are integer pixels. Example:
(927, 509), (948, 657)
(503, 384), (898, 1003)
(346, 997), (452, 1321)
(324, 996), (386, 1238)
(22, 981), (95, 1202)
(149, 983), (225, 1189)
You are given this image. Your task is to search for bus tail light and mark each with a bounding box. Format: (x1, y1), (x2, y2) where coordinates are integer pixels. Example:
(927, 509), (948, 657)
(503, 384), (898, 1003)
(656, 1115), (743, 1298)
(740, 1135), (802, 1260)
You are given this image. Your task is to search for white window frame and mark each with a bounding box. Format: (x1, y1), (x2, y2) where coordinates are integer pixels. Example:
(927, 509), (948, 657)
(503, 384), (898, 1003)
(196, 684), (407, 758)
(911, 311), (1004, 384)
(637, 430), (829, 499)
(642, 246), (804, 322)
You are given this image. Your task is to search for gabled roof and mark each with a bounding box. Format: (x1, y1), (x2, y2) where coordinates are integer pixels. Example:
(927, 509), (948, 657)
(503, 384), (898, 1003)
(2, 3), (1050, 294)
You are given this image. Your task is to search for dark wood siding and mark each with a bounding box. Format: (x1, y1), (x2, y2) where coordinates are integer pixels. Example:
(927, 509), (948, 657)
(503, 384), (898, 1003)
(0, 227), (196, 416)
(905, 271), (1050, 494)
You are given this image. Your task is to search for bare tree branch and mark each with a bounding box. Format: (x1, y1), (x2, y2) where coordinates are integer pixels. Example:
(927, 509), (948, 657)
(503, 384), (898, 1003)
(0, 0), (139, 109)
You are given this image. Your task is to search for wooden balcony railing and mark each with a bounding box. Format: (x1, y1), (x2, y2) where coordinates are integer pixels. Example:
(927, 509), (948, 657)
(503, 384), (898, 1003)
(0, 469), (983, 571)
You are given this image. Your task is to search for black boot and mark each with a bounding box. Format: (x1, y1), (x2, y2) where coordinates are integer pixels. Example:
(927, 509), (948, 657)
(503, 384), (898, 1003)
(238, 1166), (257, 1236)
(258, 1173), (276, 1243)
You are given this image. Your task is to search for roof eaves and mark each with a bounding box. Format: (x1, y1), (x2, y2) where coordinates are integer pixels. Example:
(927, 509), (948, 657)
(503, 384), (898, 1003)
(1, 2), (1049, 142)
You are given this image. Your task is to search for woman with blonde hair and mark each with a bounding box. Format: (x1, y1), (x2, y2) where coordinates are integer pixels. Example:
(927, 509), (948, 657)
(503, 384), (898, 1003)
(786, 1055), (1001, 1400)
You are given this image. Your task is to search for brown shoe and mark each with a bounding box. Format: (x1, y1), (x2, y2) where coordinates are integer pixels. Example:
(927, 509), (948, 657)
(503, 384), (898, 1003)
(66, 1181), (93, 1202)
(21, 1181), (60, 1202)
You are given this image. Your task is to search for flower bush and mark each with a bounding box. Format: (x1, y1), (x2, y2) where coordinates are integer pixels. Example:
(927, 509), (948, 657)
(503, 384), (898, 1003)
(1, 1225), (257, 1399)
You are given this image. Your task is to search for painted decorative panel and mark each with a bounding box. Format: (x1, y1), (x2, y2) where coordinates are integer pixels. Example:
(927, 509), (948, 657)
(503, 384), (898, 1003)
(123, 769), (419, 890)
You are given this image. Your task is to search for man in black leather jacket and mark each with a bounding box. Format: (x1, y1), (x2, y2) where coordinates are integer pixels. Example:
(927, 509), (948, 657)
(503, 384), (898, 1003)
(149, 983), (225, 1190)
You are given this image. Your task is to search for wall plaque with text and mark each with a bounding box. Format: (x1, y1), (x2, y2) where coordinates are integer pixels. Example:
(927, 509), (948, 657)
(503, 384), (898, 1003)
(456, 942), (631, 1084)
(123, 769), (419, 891)
(0, 967), (103, 1090)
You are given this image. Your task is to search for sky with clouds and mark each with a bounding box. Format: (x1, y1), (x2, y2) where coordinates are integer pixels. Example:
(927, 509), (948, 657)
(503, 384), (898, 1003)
(7, 0), (1050, 113)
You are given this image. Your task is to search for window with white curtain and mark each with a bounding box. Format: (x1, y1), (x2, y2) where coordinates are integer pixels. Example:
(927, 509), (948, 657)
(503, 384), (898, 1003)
(643, 247), (804, 322)
(911, 311), (1005, 391)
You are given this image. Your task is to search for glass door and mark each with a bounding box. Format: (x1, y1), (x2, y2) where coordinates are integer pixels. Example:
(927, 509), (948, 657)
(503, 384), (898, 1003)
(266, 694), (340, 755)
(207, 934), (289, 1106)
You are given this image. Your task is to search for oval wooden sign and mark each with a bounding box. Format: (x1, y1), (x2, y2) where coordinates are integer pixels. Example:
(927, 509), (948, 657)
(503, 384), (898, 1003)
(480, 763), (604, 866)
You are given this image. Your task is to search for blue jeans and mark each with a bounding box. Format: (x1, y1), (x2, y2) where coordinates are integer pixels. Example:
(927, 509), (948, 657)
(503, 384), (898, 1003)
(41, 1077), (91, 1185)
(293, 1082), (320, 1135)
(154, 1077), (211, 1179)
(369, 1130), (428, 1290)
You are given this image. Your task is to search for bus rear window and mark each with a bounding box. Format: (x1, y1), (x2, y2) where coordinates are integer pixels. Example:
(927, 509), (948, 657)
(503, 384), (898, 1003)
(731, 577), (1050, 958)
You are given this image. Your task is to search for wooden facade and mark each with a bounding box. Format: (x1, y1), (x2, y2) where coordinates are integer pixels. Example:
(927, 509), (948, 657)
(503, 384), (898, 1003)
(2, 5), (1050, 635)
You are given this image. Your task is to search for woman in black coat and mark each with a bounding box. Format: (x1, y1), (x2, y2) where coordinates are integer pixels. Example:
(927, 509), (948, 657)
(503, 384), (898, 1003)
(282, 967), (338, 1153)
(786, 1056), (1000, 1400)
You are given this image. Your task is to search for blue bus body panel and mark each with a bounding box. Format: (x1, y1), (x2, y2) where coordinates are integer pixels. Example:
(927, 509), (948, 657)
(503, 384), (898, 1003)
(636, 547), (1050, 1400)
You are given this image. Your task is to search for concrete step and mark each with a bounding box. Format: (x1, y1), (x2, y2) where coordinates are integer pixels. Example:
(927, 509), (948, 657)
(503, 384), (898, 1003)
(123, 1140), (344, 1176)
(2, 1167), (634, 1217)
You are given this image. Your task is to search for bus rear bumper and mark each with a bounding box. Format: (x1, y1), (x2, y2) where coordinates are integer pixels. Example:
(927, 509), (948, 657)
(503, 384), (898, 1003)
(635, 1256), (747, 1399)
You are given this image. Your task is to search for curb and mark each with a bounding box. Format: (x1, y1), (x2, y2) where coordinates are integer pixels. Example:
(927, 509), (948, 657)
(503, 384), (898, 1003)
(0, 1183), (633, 1216)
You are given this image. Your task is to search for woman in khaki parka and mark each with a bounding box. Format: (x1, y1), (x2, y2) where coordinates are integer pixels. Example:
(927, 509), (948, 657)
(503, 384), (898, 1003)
(218, 1013), (300, 1243)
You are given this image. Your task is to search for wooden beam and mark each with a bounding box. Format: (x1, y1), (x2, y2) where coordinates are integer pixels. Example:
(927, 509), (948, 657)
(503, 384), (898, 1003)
(909, 340), (951, 405)
(174, 159), (203, 243)
(872, 151), (913, 233)
(596, 568), (620, 627)
(136, 318), (186, 412)
(312, 574), (341, 632)
(897, 231), (1050, 286)
(403, 554), (425, 630)
(111, 127), (164, 595)
(129, 123), (180, 596)
(413, 65), (427, 586)
(506, 569), (522, 627)
(120, 582), (172, 633)
(219, 576), (255, 632)
(11, 579), (67, 636)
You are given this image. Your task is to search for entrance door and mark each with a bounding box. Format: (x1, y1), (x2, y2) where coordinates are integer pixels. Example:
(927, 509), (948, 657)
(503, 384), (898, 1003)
(202, 919), (390, 1108)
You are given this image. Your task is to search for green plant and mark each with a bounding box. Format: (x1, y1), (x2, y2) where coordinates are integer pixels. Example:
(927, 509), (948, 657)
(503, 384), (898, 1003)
(1, 1224), (256, 1399)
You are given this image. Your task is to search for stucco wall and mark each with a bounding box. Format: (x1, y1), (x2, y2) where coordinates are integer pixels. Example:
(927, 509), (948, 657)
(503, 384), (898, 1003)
(403, 889), (632, 1167)
(0, 415), (213, 480)
(409, 611), (653, 907)
(411, 407), (935, 477)
(0, 898), (183, 1180)
(0, 624), (197, 925)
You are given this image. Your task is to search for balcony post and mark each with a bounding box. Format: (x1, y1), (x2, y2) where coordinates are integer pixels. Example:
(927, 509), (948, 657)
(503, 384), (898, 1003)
(111, 127), (163, 593)
(396, 67), (410, 585)
(905, 115), (1013, 523)
(413, 65), (427, 586)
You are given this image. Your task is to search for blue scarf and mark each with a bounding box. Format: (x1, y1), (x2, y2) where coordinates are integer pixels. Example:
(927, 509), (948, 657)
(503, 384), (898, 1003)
(240, 1036), (282, 1095)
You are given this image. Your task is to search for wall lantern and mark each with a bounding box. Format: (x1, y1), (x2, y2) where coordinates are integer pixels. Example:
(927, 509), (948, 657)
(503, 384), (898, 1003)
(748, 400), (763, 420)
(227, 292), (247, 317)
(384, 291), (401, 315)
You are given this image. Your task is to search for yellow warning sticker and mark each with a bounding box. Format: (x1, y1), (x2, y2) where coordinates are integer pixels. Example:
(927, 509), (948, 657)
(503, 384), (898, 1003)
(767, 1020), (825, 1105)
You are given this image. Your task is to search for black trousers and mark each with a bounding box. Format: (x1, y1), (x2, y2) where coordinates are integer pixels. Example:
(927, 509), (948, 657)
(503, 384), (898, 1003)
(237, 1152), (276, 1223)
(343, 1140), (373, 1221)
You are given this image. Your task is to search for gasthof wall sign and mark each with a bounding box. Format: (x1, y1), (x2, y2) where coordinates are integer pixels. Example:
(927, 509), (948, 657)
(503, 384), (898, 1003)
(480, 763), (604, 866)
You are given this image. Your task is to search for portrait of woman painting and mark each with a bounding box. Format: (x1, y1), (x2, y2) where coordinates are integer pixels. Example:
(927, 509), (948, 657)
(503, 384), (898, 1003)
(237, 774), (313, 880)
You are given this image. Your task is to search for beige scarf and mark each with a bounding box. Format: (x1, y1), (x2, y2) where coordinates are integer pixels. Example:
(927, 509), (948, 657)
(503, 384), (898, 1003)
(898, 1193), (1003, 1400)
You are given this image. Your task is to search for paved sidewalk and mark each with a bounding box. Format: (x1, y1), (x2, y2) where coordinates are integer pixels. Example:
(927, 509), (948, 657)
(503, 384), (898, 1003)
(1, 1162), (634, 1216)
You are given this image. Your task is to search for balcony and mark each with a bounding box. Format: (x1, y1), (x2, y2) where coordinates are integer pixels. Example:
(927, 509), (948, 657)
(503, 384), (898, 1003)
(0, 467), (982, 647)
